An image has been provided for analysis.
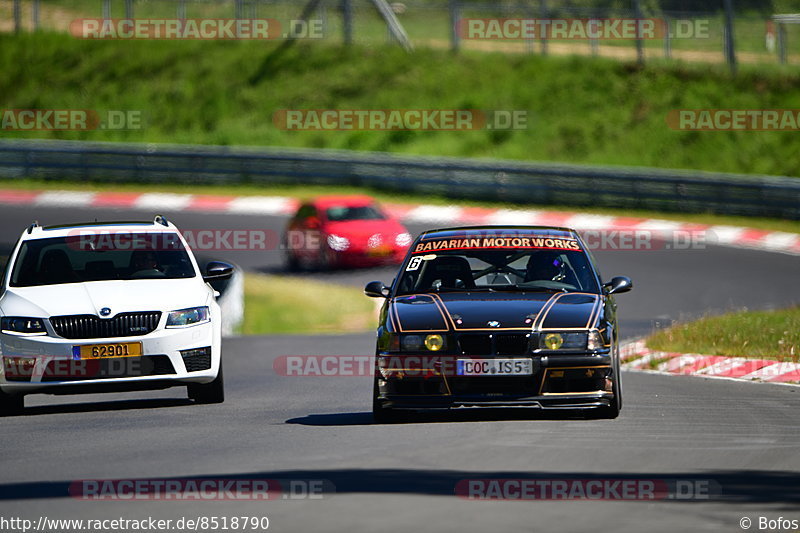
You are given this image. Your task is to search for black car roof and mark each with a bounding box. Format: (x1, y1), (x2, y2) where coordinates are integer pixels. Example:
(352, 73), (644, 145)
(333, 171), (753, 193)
(417, 226), (577, 241)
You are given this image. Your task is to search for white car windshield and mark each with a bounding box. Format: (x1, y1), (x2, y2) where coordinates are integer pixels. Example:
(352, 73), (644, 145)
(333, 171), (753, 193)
(10, 233), (196, 287)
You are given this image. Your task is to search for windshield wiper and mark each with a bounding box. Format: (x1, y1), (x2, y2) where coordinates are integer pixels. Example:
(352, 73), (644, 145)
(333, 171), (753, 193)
(524, 286), (569, 293)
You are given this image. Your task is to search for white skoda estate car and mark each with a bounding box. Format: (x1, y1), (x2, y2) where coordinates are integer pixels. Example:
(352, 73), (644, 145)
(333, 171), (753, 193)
(0, 216), (233, 414)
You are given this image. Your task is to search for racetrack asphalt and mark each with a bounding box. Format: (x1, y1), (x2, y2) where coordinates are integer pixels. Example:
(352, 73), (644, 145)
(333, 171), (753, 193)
(0, 204), (798, 533)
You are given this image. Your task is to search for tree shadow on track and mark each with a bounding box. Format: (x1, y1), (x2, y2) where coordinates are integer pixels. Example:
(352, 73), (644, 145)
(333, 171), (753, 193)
(286, 409), (590, 426)
(0, 468), (798, 505)
(5, 398), (193, 418)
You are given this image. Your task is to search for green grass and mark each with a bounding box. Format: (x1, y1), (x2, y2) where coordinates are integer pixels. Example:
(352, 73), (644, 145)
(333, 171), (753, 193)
(3, 33), (800, 176)
(241, 273), (376, 335)
(4, 178), (800, 235)
(646, 307), (800, 362)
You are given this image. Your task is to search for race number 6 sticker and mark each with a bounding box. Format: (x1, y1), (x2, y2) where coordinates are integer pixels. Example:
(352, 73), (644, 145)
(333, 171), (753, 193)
(406, 256), (423, 271)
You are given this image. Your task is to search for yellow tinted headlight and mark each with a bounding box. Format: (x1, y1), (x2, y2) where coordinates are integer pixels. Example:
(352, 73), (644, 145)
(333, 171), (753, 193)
(424, 334), (444, 351)
(542, 333), (564, 350)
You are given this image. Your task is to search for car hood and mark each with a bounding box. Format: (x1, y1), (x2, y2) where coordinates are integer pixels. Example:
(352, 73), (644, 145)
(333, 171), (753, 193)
(390, 291), (601, 331)
(0, 278), (210, 318)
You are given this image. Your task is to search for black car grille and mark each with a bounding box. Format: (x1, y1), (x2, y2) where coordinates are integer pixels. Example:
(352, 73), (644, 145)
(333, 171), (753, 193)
(459, 334), (493, 355)
(50, 312), (162, 339)
(458, 334), (531, 356)
(495, 334), (531, 355)
(450, 376), (539, 396)
(40, 355), (175, 382)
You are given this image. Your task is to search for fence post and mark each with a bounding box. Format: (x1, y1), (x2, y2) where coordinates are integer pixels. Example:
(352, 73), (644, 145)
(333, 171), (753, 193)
(33, 0), (40, 31)
(125, 0), (133, 19)
(778, 23), (787, 64)
(449, 0), (460, 52)
(633, 0), (644, 64)
(177, 0), (186, 20)
(663, 15), (671, 59)
(13, 0), (21, 34)
(341, 0), (353, 45)
(722, 0), (737, 72)
(540, 0), (548, 55)
(103, 0), (111, 19)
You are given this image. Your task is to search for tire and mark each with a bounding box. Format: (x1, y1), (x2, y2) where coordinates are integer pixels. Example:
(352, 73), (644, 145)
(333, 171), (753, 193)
(372, 375), (403, 423)
(0, 391), (24, 416)
(588, 368), (621, 419)
(188, 364), (225, 404)
(317, 246), (336, 272)
(286, 249), (300, 272)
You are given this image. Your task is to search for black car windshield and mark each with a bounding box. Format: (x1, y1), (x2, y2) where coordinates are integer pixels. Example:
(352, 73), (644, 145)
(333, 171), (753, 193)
(10, 233), (196, 287)
(395, 236), (599, 295)
(325, 205), (386, 222)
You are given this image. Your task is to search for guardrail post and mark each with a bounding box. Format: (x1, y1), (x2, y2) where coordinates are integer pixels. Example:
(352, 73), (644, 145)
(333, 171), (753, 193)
(449, 0), (460, 52)
(341, 0), (353, 45)
(722, 0), (737, 73)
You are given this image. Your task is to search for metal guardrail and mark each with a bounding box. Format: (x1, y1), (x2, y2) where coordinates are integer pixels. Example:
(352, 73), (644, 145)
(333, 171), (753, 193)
(0, 139), (798, 219)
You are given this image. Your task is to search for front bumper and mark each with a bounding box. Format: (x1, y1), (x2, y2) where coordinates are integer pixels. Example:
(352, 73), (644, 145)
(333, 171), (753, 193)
(375, 352), (616, 410)
(0, 321), (218, 394)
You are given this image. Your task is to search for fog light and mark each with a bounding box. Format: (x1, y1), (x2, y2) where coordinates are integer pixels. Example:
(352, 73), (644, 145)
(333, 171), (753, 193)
(424, 334), (444, 351)
(179, 347), (211, 358)
(542, 333), (563, 350)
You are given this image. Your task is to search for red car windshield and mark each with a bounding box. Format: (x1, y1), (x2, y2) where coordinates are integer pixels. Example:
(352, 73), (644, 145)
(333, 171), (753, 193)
(325, 205), (386, 222)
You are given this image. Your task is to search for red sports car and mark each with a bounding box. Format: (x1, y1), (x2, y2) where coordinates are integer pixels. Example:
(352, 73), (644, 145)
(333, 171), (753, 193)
(284, 195), (412, 270)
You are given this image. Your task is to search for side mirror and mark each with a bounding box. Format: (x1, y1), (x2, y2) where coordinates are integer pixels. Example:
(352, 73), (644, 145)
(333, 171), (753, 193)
(203, 261), (234, 282)
(364, 281), (390, 298)
(603, 276), (632, 295)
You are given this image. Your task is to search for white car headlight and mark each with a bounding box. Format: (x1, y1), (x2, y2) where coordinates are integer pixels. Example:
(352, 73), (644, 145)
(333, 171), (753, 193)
(1, 317), (47, 336)
(395, 233), (412, 247)
(166, 307), (210, 328)
(327, 234), (350, 252)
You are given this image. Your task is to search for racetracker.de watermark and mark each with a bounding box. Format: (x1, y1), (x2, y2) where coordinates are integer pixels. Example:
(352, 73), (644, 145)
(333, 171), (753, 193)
(458, 18), (709, 40)
(70, 18), (324, 39)
(667, 109), (800, 131)
(69, 478), (333, 500)
(272, 109), (528, 131)
(1, 109), (142, 131)
(456, 478), (719, 501)
(62, 228), (709, 253)
(65, 229), (317, 252)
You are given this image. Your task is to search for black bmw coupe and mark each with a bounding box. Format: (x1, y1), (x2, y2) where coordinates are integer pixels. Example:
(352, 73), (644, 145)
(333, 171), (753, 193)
(364, 226), (633, 422)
